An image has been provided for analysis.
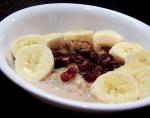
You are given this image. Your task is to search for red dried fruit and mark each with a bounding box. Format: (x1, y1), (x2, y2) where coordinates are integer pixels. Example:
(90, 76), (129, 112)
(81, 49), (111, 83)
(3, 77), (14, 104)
(54, 54), (76, 68)
(61, 67), (77, 82)
(67, 66), (77, 74)
(61, 72), (69, 82)
(62, 54), (76, 64)
(77, 60), (94, 72)
(89, 51), (99, 62)
(99, 53), (113, 65)
(111, 60), (125, 69)
(77, 51), (89, 58)
(77, 51), (99, 63)
(74, 55), (85, 64)
(102, 58), (124, 73)
(83, 66), (101, 82)
(102, 56), (113, 65)
(102, 66), (110, 74)
(54, 57), (67, 68)
(53, 48), (124, 83)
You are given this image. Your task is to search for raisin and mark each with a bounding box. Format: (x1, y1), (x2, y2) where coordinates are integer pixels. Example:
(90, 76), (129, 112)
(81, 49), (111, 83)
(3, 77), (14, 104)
(89, 51), (99, 63)
(110, 60), (125, 69)
(74, 55), (85, 64)
(102, 66), (110, 74)
(83, 66), (101, 82)
(61, 67), (77, 82)
(99, 53), (113, 65)
(77, 60), (94, 72)
(77, 51), (89, 58)
(54, 57), (67, 68)
(62, 54), (76, 64)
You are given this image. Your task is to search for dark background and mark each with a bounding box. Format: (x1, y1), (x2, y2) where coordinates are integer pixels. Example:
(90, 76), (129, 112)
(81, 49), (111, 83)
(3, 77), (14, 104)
(0, 0), (149, 117)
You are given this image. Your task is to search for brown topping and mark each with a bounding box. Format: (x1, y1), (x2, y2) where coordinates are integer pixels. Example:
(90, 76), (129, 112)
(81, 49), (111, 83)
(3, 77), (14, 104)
(52, 47), (124, 83)
(63, 40), (94, 52)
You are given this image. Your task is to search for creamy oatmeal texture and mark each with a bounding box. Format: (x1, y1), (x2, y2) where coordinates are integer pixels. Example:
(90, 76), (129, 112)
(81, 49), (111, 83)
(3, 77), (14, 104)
(35, 68), (95, 102)
(11, 30), (150, 103)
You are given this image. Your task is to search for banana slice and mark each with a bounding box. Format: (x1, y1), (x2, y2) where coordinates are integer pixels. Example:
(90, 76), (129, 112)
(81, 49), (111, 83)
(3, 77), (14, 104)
(15, 44), (54, 83)
(64, 31), (93, 41)
(90, 71), (139, 103)
(109, 42), (143, 61)
(116, 62), (150, 98)
(93, 30), (122, 51)
(126, 50), (150, 67)
(44, 33), (64, 49)
(135, 68), (150, 98)
(12, 35), (46, 58)
(63, 31), (93, 51)
(116, 61), (146, 75)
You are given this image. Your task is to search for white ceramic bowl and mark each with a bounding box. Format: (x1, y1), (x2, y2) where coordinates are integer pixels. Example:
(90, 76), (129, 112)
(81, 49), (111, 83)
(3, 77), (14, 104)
(0, 3), (150, 112)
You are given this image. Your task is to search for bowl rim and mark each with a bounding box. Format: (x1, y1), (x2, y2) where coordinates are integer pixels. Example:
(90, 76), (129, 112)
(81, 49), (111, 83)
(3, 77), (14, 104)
(0, 3), (150, 112)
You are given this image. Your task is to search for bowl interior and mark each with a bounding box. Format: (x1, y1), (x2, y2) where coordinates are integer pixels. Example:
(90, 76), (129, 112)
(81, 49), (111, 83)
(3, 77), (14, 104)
(0, 4), (150, 111)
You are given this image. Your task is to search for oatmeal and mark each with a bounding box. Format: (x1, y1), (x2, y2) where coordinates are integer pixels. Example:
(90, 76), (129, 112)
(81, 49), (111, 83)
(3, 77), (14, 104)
(11, 30), (150, 103)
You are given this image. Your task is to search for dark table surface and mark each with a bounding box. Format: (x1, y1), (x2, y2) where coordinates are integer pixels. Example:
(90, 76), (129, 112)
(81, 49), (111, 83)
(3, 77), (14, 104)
(0, 0), (150, 117)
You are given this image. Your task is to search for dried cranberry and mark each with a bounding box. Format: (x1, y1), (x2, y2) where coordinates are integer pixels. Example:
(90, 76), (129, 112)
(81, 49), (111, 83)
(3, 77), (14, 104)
(62, 54), (76, 64)
(83, 66), (101, 82)
(83, 71), (91, 81)
(61, 72), (69, 82)
(61, 67), (77, 82)
(67, 67), (77, 74)
(102, 55), (113, 65)
(77, 51), (99, 63)
(74, 55), (85, 64)
(54, 57), (67, 68)
(102, 66), (110, 74)
(77, 60), (94, 72)
(55, 54), (77, 68)
(89, 51), (99, 63)
(99, 53), (113, 65)
(77, 51), (89, 58)
(110, 60), (125, 69)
